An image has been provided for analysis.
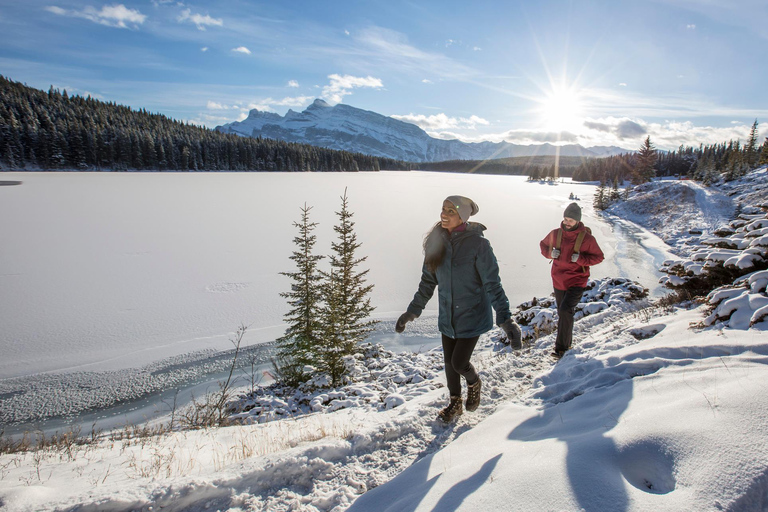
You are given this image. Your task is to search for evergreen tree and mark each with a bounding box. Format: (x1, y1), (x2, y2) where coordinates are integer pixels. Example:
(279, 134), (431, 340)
(593, 182), (607, 210)
(0, 75), (409, 173)
(633, 136), (657, 184)
(610, 177), (621, 203)
(275, 204), (325, 386)
(744, 119), (759, 168)
(319, 189), (376, 386)
(760, 137), (768, 166)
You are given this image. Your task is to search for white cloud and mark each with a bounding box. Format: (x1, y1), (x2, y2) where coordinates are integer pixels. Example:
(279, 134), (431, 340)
(473, 46), (482, 51)
(687, 24), (696, 29)
(45, 6), (67, 16)
(422, 79), (433, 84)
(207, 101), (234, 110)
(240, 95), (315, 113)
(619, 83), (628, 87)
(501, 130), (580, 144)
(578, 116), (755, 150)
(45, 3), (147, 29)
(321, 74), (383, 104)
(415, 111), (756, 151)
(187, 112), (236, 126)
(271, 95), (314, 107)
(232, 46), (251, 54)
(583, 117), (647, 140)
(287, 80), (299, 88)
(201, 47), (208, 52)
(246, 103), (273, 113)
(391, 113), (489, 131)
(178, 8), (223, 31)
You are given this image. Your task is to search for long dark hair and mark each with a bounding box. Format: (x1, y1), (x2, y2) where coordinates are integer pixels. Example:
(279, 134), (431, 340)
(423, 222), (446, 272)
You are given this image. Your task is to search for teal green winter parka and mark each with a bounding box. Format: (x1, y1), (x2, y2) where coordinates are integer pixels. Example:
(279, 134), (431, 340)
(406, 222), (512, 339)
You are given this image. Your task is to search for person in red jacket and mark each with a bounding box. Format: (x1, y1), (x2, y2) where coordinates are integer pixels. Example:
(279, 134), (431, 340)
(540, 202), (604, 359)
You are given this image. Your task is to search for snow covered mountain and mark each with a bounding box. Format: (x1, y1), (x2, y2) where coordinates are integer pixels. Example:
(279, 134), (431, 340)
(216, 99), (627, 163)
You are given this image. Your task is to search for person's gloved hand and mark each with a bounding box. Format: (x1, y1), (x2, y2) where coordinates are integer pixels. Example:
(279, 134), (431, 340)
(395, 312), (417, 333)
(551, 248), (561, 259)
(499, 318), (522, 350)
(571, 252), (580, 263)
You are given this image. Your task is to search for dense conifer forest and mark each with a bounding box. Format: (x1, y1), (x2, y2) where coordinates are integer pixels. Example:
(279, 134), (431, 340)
(572, 121), (767, 185)
(0, 76), (410, 172)
(419, 155), (587, 177)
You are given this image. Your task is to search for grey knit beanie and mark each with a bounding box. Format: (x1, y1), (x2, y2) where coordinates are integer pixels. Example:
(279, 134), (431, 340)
(564, 202), (582, 222)
(445, 195), (479, 223)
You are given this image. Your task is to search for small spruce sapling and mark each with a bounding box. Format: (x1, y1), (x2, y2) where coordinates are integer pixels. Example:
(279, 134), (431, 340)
(274, 203), (325, 386)
(319, 189), (377, 386)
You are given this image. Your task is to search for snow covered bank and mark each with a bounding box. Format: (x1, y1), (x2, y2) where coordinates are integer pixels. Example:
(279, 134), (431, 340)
(605, 167), (768, 258)
(653, 169), (768, 331)
(605, 179), (734, 255)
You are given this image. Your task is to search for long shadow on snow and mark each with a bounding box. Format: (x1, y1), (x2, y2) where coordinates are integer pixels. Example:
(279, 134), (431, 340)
(431, 453), (502, 512)
(346, 443), (442, 512)
(508, 358), (634, 512)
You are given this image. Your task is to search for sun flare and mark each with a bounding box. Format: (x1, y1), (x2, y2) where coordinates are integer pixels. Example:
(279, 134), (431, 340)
(537, 86), (584, 131)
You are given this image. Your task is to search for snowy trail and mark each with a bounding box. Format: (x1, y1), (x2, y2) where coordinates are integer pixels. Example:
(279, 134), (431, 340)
(689, 180), (734, 231)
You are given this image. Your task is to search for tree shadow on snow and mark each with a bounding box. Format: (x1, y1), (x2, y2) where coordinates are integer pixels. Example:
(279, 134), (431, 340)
(507, 361), (634, 512)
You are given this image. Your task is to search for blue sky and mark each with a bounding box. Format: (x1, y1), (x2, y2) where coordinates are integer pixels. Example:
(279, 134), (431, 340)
(1, 0), (766, 150)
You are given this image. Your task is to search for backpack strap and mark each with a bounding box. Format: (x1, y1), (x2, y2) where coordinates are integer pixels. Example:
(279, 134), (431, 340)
(573, 229), (586, 254)
(573, 227), (592, 273)
(557, 226), (590, 251)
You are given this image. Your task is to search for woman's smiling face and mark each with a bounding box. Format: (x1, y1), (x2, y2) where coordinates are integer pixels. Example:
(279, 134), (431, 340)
(441, 200), (463, 232)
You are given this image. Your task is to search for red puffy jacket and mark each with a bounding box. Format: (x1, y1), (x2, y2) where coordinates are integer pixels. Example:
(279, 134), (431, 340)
(540, 222), (605, 290)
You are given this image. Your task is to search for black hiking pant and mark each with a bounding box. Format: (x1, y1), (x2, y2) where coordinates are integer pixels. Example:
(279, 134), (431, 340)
(442, 334), (480, 397)
(554, 287), (585, 353)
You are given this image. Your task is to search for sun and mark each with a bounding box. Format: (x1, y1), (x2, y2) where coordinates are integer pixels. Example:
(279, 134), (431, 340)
(537, 86), (585, 132)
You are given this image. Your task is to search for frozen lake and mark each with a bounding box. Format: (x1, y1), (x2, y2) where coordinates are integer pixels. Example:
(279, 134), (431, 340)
(1, 171), (671, 381)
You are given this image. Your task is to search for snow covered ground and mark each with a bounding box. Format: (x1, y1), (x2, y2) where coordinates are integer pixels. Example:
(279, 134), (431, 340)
(604, 177), (738, 256)
(2, 169), (767, 511)
(1, 171), (669, 433)
(2, 295), (767, 511)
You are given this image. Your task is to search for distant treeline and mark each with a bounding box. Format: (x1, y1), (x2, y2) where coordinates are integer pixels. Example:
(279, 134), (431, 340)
(572, 124), (768, 184)
(0, 76), (410, 172)
(419, 155), (589, 177)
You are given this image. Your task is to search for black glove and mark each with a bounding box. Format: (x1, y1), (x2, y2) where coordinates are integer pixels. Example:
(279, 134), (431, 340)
(571, 252), (580, 263)
(551, 248), (561, 259)
(499, 318), (522, 350)
(395, 312), (417, 333)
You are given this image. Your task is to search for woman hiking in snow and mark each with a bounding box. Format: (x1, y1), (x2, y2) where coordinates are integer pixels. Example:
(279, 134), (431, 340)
(395, 195), (522, 422)
(540, 202), (604, 359)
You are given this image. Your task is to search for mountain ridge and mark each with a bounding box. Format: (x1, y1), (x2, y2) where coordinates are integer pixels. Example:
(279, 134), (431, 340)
(216, 99), (629, 163)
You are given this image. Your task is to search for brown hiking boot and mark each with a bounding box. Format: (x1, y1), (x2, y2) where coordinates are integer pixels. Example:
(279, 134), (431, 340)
(438, 395), (463, 422)
(465, 378), (482, 412)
